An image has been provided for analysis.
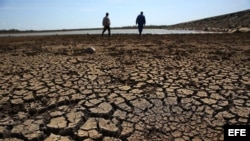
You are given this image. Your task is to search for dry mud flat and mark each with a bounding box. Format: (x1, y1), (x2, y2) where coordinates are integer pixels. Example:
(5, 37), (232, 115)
(0, 34), (250, 141)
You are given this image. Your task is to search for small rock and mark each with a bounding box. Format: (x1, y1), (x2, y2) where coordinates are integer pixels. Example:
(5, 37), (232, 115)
(84, 47), (96, 54)
(238, 27), (250, 33)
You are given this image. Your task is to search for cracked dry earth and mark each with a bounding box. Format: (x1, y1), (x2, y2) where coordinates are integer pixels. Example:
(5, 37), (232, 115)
(0, 34), (250, 141)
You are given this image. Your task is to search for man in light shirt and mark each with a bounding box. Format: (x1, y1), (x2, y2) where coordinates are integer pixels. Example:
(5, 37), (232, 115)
(102, 12), (111, 36)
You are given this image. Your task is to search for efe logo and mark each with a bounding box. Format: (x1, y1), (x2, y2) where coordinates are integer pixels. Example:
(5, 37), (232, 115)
(228, 129), (246, 136)
(224, 125), (250, 141)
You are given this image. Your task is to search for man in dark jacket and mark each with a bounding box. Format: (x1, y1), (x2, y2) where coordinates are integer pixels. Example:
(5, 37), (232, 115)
(136, 11), (146, 36)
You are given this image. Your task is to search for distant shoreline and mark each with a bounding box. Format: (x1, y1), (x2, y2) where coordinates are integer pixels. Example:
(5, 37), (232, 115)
(0, 26), (169, 34)
(0, 28), (219, 37)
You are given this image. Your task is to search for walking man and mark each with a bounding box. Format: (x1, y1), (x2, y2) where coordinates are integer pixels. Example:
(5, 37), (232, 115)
(102, 12), (111, 36)
(136, 11), (146, 36)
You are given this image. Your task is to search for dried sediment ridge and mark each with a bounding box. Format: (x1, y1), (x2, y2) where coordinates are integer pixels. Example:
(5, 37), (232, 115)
(0, 34), (250, 141)
(167, 9), (250, 32)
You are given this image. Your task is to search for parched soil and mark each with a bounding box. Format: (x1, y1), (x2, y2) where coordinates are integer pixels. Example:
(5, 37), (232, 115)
(0, 34), (250, 141)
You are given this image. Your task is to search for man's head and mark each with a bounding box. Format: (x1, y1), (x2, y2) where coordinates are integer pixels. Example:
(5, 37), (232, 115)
(106, 12), (109, 16)
(140, 11), (143, 15)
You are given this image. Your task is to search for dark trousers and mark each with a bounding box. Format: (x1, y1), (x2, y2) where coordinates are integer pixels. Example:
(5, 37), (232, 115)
(102, 26), (110, 36)
(138, 25), (144, 35)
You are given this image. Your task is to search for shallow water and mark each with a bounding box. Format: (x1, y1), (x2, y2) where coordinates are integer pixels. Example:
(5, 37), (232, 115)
(0, 28), (215, 37)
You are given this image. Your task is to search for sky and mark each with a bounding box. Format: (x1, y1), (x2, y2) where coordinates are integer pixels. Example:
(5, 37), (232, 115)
(0, 0), (249, 30)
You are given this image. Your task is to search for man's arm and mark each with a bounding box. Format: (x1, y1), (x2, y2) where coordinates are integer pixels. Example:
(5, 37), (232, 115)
(102, 18), (105, 26)
(108, 18), (111, 25)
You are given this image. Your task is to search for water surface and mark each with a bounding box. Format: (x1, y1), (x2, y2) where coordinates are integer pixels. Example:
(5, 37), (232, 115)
(0, 29), (215, 37)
